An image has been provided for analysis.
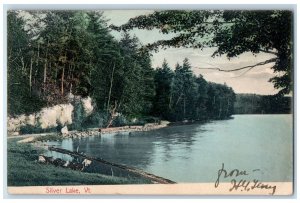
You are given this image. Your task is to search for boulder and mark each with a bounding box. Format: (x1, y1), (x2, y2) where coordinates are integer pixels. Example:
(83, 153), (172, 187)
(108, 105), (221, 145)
(82, 159), (92, 167)
(38, 155), (46, 163)
(63, 160), (70, 167)
(61, 126), (68, 135)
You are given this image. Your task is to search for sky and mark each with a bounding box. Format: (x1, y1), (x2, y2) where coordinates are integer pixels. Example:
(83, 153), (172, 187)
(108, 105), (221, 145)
(102, 10), (280, 95)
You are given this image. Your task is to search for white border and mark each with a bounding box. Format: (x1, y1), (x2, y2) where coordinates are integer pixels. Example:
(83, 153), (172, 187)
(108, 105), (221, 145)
(1, 1), (299, 202)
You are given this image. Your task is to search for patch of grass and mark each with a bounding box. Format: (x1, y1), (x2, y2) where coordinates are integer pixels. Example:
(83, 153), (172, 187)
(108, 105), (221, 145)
(7, 140), (151, 186)
(32, 134), (63, 142)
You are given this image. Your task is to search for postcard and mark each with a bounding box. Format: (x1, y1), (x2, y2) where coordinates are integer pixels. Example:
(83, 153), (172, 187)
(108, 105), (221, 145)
(6, 8), (294, 196)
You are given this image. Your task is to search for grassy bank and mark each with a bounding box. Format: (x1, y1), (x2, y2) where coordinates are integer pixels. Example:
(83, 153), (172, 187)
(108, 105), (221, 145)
(7, 139), (151, 186)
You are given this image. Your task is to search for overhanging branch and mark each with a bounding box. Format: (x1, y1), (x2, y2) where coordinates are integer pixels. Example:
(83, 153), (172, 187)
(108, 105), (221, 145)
(258, 49), (278, 55)
(194, 58), (277, 72)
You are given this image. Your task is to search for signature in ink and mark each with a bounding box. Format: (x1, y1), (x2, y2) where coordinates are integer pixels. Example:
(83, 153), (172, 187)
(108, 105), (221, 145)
(214, 163), (276, 195)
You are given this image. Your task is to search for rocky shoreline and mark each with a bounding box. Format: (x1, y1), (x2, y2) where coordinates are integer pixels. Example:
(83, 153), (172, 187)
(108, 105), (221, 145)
(13, 121), (170, 143)
(61, 122), (170, 138)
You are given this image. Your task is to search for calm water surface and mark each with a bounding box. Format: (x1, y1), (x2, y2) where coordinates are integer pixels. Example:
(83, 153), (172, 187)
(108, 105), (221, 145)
(46, 114), (293, 183)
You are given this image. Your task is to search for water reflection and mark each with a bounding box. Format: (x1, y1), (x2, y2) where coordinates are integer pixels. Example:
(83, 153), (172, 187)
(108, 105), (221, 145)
(46, 115), (293, 183)
(46, 124), (202, 170)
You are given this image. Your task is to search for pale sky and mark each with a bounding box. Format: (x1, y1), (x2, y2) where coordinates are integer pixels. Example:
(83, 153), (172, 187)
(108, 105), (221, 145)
(103, 10), (280, 95)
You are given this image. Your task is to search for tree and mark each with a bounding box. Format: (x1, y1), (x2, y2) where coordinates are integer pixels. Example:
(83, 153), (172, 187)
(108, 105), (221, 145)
(7, 11), (45, 115)
(152, 59), (174, 119)
(234, 93), (291, 114)
(25, 11), (94, 104)
(138, 50), (156, 115)
(111, 10), (293, 94)
(117, 33), (155, 117)
(7, 10), (236, 127)
(195, 75), (208, 120)
(152, 58), (235, 121)
(171, 58), (198, 121)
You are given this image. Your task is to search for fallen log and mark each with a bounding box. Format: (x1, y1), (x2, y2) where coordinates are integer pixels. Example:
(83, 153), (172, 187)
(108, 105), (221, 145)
(48, 146), (176, 184)
(38, 154), (85, 171)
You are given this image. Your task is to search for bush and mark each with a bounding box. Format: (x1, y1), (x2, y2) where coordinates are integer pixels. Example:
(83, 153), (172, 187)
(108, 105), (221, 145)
(19, 125), (58, 135)
(81, 111), (109, 129)
(112, 114), (128, 127)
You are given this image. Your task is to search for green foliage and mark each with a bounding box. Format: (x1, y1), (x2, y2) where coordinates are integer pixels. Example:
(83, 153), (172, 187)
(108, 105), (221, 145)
(8, 10), (237, 126)
(152, 59), (236, 121)
(152, 59), (174, 119)
(32, 134), (63, 142)
(170, 59), (198, 120)
(7, 11), (156, 120)
(81, 111), (109, 128)
(19, 126), (58, 135)
(112, 10), (293, 94)
(206, 82), (236, 119)
(71, 99), (86, 130)
(234, 94), (292, 114)
(112, 114), (128, 127)
(7, 11), (46, 115)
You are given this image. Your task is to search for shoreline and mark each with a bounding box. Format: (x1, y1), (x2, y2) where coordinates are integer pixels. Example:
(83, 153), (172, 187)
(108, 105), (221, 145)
(7, 124), (176, 185)
(7, 139), (151, 186)
(9, 122), (171, 143)
(8, 118), (219, 143)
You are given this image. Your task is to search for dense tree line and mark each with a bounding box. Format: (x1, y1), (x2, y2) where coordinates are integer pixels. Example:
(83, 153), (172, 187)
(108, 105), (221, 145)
(8, 10), (235, 126)
(234, 94), (291, 114)
(152, 59), (236, 121)
(8, 11), (154, 118)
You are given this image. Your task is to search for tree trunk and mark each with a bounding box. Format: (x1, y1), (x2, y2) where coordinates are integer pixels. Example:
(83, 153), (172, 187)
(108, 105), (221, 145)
(43, 60), (47, 83)
(169, 94), (172, 110)
(175, 92), (183, 106)
(226, 98), (230, 116)
(43, 42), (49, 83)
(29, 58), (33, 95)
(183, 94), (186, 119)
(218, 100), (222, 118)
(36, 43), (39, 66)
(48, 146), (175, 184)
(21, 57), (25, 73)
(61, 65), (65, 95)
(55, 64), (58, 84)
(106, 100), (118, 128)
(107, 61), (116, 113)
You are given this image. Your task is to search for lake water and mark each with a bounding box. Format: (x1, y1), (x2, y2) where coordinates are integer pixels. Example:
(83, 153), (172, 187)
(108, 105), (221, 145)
(46, 114), (293, 183)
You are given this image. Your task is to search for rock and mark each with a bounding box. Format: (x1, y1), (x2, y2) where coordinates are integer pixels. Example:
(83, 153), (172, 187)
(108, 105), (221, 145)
(11, 132), (19, 136)
(63, 160), (70, 167)
(67, 93), (75, 101)
(81, 97), (94, 116)
(61, 126), (68, 135)
(38, 155), (46, 163)
(18, 136), (35, 143)
(161, 120), (170, 125)
(82, 159), (92, 167)
(183, 119), (188, 123)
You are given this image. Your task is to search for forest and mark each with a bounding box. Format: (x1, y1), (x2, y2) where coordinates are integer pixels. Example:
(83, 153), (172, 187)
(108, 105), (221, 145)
(6, 10), (294, 189)
(8, 10), (236, 129)
(234, 94), (291, 114)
